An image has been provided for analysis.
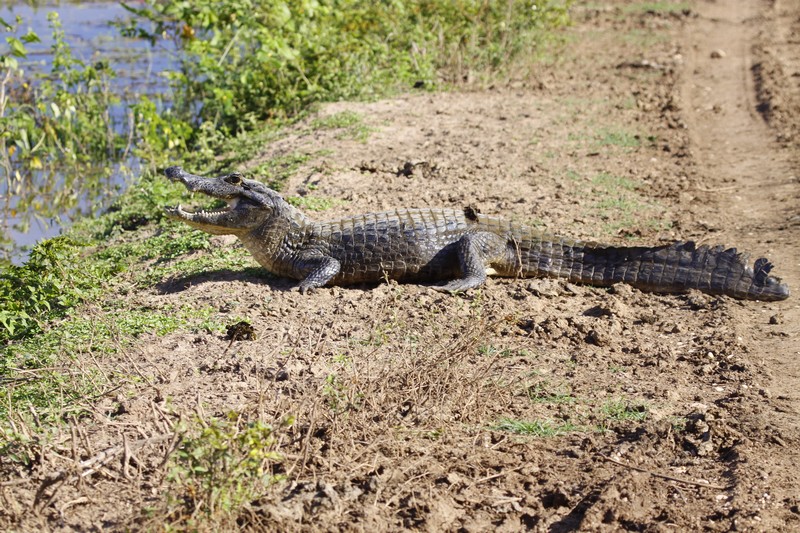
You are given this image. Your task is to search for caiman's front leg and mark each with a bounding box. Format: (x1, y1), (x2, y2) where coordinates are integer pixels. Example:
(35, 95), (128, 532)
(435, 232), (507, 292)
(294, 253), (341, 293)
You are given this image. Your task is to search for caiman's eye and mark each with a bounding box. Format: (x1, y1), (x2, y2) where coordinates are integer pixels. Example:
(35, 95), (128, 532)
(225, 172), (243, 185)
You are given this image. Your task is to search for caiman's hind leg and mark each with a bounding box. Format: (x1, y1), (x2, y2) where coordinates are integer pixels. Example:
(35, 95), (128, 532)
(434, 232), (509, 292)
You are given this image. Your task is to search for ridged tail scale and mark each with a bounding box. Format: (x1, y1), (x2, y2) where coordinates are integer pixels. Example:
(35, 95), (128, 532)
(518, 239), (789, 301)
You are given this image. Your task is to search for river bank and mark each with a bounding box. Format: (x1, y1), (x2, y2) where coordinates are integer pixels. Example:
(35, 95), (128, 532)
(2, 1), (798, 529)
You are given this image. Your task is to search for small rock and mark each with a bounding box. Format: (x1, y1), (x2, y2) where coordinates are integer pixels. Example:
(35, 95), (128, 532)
(586, 329), (610, 346)
(226, 321), (256, 341)
(710, 49), (726, 59)
(768, 314), (781, 325)
(608, 282), (634, 297)
(541, 486), (571, 509)
(665, 390), (680, 402)
(363, 475), (379, 493)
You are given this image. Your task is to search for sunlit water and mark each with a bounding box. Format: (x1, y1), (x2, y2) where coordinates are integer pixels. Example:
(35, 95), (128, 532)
(0, 0), (176, 264)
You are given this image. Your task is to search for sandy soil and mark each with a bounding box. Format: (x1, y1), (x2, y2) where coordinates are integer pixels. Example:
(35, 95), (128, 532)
(2, 0), (798, 530)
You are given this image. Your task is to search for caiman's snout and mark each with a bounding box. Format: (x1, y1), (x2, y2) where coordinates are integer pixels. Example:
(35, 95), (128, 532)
(164, 166), (205, 192)
(164, 166), (185, 181)
(162, 165), (281, 235)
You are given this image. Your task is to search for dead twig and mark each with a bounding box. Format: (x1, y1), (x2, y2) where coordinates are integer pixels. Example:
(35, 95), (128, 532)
(156, 427), (184, 473)
(58, 496), (90, 515)
(598, 454), (728, 490)
(469, 464), (525, 487)
(122, 433), (139, 480)
(510, 235), (524, 280)
(692, 184), (739, 193)
(0, 479), (29, 487)
(34, 433), (174, 510)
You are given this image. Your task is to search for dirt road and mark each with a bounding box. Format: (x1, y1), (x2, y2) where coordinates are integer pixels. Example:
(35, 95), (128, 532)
(3, 1), (798, 530)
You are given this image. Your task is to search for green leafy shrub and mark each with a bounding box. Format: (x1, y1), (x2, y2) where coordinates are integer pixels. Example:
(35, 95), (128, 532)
(160, 416), (284, 526)
(121, 0), (571, 136)
(0, 237), (104, 342)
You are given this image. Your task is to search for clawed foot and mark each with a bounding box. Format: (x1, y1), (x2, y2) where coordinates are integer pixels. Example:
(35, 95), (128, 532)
(297, 282), (315, 294)
(431, 277), (485, 293)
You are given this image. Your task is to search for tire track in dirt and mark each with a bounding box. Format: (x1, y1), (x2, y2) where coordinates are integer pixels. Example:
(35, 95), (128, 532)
(684, 0), (799, 402)
(682, 0), (800, 526)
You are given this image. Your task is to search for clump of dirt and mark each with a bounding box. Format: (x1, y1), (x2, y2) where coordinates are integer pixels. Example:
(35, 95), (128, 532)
(2, 1), (798, 531)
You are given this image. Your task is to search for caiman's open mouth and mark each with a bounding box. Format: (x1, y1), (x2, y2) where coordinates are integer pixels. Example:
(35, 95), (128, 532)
(169, 197), (241, 218)
(163, 165), (288, 234)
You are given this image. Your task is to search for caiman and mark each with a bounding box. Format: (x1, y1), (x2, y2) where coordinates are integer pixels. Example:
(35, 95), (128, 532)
(163, 167), (790, 301)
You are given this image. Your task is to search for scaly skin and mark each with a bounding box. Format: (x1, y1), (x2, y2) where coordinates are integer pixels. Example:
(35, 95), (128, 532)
(163, 167), (790, 301)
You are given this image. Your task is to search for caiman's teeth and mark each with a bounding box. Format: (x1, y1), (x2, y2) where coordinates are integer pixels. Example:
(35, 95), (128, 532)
(173, 199), (236, 217)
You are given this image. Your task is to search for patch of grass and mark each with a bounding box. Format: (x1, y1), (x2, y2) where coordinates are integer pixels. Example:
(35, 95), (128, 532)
(669, 416), (688, 433)
(585, 172), (667, 236)
(312, 111), (376, 143)
(1, 304), (220, 420)
(526, 381), (577, 404)
(600, 398), (649, 422)
(569, 127), (655, 151)
(312, 110), (363, 130)
(341, 124), (375, 143)
(595, 128), (644, 149)
(322, 373), (363, 414)
(357, 320), (401, 347)
(424, 429), (443, 441)
(286, 195), (336, 212)
(620, 95), (638, 109)
(82, 171), (197, 240)
(622, 2), (691, 15)
(145, 226), (212, 260)
(0, 425), (38, 468)
(331, 353), (352, 365)
(207, 119), (289, 170)
(493, 418), (580, 437)
(136, 246), (258, 288)
(247, 152), (312, 191)
(591, 172), (638, 191)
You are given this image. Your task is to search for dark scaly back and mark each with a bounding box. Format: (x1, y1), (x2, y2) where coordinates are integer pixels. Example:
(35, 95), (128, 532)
(304, 208), (479, 284)
(508, 226), (789, 301)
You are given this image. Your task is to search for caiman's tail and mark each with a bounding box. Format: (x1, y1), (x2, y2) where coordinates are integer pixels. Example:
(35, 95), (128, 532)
(520, 240), (789, 301)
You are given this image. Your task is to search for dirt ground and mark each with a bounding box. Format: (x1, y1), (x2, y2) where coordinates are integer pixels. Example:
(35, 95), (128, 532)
(3, 0), (799, 530)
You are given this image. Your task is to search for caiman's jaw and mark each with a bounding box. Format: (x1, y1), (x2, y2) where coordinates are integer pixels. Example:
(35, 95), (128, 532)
(163, 166), (280, 235)
(164, 198), (245, 234)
